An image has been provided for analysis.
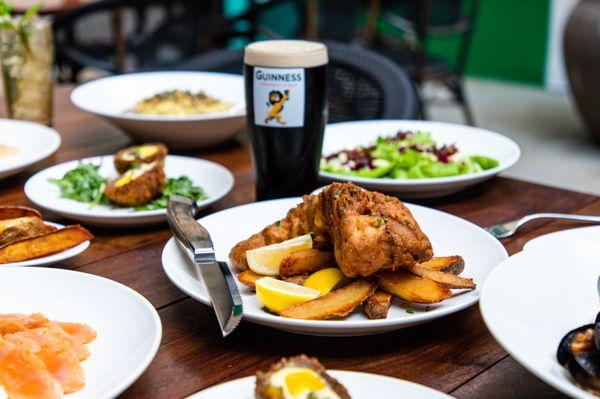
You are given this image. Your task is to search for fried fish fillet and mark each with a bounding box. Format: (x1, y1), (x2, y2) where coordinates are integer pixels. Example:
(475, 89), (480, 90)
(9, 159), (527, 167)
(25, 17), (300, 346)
(308, 183), (433, 277)
(229, 182), (433, 277)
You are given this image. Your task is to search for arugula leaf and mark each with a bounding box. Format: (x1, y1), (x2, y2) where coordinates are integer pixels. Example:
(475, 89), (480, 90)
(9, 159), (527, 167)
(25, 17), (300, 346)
(49, 163), (109, 206)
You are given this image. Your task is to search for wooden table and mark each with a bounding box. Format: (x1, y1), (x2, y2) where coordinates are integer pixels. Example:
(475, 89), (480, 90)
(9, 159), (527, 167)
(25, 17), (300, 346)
(2, 86), (593, 398)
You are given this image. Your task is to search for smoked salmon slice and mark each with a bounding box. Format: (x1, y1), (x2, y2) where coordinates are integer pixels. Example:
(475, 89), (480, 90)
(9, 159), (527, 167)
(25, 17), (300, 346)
(0, 314), (49, 335)
(54, 322), (97, 344)
(0, 337), (62, 399)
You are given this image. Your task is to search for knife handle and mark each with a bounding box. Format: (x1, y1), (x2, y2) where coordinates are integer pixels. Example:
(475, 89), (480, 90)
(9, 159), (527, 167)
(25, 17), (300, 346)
(167, 195), (215, 263)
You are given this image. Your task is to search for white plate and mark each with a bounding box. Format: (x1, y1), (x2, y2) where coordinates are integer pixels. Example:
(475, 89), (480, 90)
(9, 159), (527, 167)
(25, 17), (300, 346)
(0, 119), (61, 180)
(480, 241), (600, 399)
(71, 72), (246, 149)
(524, 226), (600, 251)
(185, 371), (454, 399)
(162, 198), (507, 336)
(1, 222), (90, 267)
(24, 155), (234, 227)
(320, 120), (520, 198)
(0, 266), (162, 399)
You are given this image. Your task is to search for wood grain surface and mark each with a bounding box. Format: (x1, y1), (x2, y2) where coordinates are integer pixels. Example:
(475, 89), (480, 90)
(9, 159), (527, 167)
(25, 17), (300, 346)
(1, 86), (591, 398)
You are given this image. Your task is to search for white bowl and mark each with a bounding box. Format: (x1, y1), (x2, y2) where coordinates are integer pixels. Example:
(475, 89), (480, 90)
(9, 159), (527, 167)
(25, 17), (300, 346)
(0, 266), (162, 399)
(320, 120), (521, 198)
(70, 72), (246, 150)
(25, 155), (234, 227)
(162, 197), (507, 337)
(481, 240), (600, 399)
(186, 371), (453, 399)
(0, 119), (61, 180)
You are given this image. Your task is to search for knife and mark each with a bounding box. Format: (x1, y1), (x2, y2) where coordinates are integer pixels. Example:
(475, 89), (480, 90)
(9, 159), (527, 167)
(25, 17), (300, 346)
(167, 195), (243, 337)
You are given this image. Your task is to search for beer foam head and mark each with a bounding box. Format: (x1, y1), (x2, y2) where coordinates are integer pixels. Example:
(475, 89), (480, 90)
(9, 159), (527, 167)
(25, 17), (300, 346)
(244, 40), (328, 68)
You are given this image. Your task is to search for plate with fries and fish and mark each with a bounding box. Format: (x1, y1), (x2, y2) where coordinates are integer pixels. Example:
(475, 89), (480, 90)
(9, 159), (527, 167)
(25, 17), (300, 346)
(162, 182), (507, 336)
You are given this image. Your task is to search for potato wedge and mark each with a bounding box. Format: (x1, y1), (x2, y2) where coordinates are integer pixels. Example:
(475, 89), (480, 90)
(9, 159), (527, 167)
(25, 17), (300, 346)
(279, 249), (334, 277)
(0, 206), (41, 221)
(0, 216), (47, 246)
(406, 264), (476, 289)
(418, 256), (465, 275)
(378, 271), (452, 303)
(282, 275), (309, 286)
(364, 290), (393, 320)
(279, 280), (376, 320)
(236, 270), (265, 288)
(0, 226), (93, 264)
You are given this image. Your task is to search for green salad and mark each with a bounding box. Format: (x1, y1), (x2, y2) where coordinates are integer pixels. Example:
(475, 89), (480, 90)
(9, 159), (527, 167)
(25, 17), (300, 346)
(320, 131), (499, 179)
(49, 163), (206, 211)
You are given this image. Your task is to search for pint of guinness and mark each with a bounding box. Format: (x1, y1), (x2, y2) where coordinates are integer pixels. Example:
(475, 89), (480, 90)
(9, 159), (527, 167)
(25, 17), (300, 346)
(244, 40), (328, 200)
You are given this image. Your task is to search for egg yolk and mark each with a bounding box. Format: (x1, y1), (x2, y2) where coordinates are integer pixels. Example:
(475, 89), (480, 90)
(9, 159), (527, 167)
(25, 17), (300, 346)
(285, 370), (325, 397)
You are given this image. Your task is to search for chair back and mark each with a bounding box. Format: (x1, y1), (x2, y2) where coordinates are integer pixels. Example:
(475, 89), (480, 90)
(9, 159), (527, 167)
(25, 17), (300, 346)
(178, 40), (420, 121)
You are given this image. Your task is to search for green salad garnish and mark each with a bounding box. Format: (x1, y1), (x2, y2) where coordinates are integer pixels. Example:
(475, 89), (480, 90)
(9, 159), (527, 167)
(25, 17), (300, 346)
(134, 176), (206, 211)
(321, 131), (499, 180)
(49, 162), (206, 211)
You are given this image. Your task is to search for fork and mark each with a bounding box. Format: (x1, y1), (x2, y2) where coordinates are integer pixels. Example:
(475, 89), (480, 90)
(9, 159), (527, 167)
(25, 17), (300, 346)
(485, 213), (600, 239)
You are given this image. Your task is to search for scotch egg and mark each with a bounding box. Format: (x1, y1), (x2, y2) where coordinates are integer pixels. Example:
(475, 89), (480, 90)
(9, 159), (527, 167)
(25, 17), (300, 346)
(104, 162), (166, 206)
(255, 355), (351, 399)
(113, 143), (168, 174)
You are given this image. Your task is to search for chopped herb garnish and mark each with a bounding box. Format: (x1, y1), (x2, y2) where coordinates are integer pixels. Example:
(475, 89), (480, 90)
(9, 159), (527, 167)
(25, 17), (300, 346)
(425, 306), (432, 312)
(406, 308), (414, 314)
(385, 196), (392, 202)
(275, 220), (281, 227)
(376, 218), (384, 227)
(382, 216), (389, 223)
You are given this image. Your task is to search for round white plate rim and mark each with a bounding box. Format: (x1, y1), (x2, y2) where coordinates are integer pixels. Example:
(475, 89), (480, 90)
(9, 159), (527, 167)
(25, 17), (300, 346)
(70, 71), (245, 122)
(24, 154), (234, 220)
(319, 119), (521, 186)
(163, 197), (508, 332)
(1, 221), (90, 267)
(185, 370), (453, 399)
(0, 266), (163, 399)
(523, 226), (600, 251)
(0, 119), (61, 175)
(479, 245), (595, 399)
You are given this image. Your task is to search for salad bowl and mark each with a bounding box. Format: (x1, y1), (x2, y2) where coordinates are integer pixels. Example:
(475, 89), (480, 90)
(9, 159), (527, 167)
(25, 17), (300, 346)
(320, 120), (520, 198)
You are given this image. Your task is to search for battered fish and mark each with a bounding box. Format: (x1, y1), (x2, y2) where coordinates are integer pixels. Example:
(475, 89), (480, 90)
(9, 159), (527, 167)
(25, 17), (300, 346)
(229, 183), (433, 277)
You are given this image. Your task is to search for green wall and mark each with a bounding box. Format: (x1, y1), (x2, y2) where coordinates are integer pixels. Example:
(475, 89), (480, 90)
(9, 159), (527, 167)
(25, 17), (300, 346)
(225, 0), (551, 86)
(427, 0), (550, 85)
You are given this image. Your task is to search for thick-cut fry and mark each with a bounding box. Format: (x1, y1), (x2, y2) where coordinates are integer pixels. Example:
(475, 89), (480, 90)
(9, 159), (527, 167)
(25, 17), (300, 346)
(406, 264), (476, 289)
(364, 290), (393, 320)
(279, 249), (334, 277)
(280, 280), (376, 320)
(236, 270), (265, 288)
(418, 256), (465, 275)
(378, 271), (452, 303)
(0, 206), (41, 221)
(0, 216), (47, 246)
(282, 275), (309, 286)
(0, 226), (93, 264)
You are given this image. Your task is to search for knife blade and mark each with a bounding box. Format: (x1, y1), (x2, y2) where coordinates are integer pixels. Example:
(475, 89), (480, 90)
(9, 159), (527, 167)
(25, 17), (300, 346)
(167, 195), (243, 337)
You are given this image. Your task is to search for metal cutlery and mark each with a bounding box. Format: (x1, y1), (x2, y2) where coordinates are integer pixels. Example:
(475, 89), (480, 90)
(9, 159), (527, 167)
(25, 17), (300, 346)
(485, 213), (600, 239)
(167, 195), (243, 337)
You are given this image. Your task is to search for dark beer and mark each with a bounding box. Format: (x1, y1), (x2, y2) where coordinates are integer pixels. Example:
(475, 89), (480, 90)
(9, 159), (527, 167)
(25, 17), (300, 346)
(244, 40), (328, 200)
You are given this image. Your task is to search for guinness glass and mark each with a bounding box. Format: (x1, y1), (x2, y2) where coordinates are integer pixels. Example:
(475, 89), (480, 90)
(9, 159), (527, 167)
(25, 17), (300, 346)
(244, 40), (328, 200)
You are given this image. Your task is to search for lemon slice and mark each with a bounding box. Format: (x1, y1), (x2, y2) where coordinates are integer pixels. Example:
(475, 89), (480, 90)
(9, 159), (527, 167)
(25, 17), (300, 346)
(303, 268), (346, 296)
(246, 234), (312, 276)
(255, 277), (320, 313)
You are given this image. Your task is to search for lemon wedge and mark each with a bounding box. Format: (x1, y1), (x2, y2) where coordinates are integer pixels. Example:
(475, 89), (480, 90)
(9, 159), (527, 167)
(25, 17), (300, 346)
(255, 277), (320, 313)
(303, 268), (345, 296)
(246, 234), (312, 276)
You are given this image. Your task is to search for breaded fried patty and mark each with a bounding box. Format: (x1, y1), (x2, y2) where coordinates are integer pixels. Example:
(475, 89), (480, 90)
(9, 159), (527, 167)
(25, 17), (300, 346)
(104, 162), (166, 206)
(113, 143), (168, 174)
(255, 355), (351, 399)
